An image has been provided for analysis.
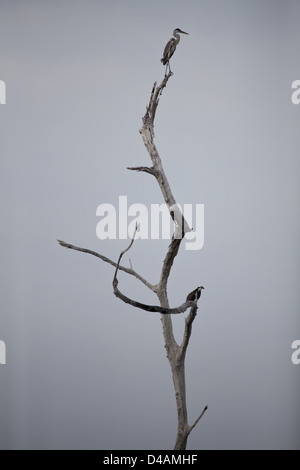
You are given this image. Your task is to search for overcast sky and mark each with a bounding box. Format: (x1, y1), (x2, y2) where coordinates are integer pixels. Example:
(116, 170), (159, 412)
(0, 0), (300, 450)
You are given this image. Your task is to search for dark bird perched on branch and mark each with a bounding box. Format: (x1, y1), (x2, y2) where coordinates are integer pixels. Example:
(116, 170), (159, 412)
(186, 286), (204, 302)
(161, 28), (189, 75)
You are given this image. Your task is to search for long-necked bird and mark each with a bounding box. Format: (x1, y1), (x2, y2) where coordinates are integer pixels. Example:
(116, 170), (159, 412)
(161, 28), (189, 74)
(186, 286), (204, 302)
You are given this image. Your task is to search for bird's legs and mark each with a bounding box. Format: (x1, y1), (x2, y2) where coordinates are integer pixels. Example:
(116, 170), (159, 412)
(165, 61), (173, 76)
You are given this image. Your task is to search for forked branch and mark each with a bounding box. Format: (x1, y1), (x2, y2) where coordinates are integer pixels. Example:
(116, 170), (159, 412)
(57, 239), (156, 292)
(127, 166), (157, 176)
(144, 72), (173, 126)
(111, 227), (197, 314)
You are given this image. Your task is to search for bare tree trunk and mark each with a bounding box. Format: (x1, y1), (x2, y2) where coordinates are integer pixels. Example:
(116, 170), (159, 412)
(58, 71), (207, 450)
(129, 74), (207, 450)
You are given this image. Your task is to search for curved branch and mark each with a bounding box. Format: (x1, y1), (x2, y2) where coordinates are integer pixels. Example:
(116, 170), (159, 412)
(111, 228), (196, 314)
(57, 239), (156, 292)
(113, 283), (197, 314)
(127, 166), (157, 176)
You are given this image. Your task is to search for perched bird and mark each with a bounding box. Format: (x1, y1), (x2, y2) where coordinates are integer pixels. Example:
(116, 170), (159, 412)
(186, 286), (204, 302)
(161, 28), (189, 74)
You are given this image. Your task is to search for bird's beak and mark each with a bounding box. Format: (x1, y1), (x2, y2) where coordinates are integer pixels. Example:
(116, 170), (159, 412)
(183, 31), (189, 35)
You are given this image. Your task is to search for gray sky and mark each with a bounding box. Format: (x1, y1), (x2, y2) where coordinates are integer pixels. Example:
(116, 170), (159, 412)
(0, 0), (300, 449)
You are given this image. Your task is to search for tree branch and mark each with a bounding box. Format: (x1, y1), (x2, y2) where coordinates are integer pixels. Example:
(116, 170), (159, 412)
(127, 166), (157, 176)
(111, 228), (197, 314)
(57, 239), (156, 292)
(113, 284), (197, 314)
(143, 73), (173, 127)
(188, 405), (208, 436)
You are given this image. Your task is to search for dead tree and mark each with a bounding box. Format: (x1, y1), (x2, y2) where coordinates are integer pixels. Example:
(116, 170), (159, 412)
(58, 70), (207, 450)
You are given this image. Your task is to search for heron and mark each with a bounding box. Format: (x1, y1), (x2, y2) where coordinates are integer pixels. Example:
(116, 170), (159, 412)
(161, 28), (189, 75)
(186, 286), (204, 302)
